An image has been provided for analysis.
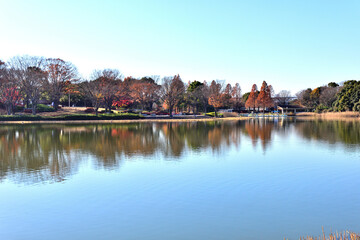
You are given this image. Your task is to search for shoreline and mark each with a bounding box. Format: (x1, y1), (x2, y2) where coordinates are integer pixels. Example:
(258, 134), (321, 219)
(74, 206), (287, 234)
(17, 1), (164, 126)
(2, 111), (360, 124)
(0, 116), (249, 125)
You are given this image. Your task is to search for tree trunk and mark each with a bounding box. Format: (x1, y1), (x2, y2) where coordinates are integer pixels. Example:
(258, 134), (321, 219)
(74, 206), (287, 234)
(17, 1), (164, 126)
(169, 105), (173, 118)
(6, 105), (12, 115)
(53, 99), (59, 111)
(32, 104), (37, 115)
(68, 92), (71, 107)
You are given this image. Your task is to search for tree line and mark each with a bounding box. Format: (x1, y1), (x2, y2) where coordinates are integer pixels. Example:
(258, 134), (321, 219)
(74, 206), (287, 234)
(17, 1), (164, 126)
(1, 55), (358, 116)
(296, 80), (360, 112)
(0, 55), (246, 116)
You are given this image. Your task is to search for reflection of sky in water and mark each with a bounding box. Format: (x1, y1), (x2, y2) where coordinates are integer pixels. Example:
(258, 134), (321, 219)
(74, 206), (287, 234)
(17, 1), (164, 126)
(0, 120), (359, 240)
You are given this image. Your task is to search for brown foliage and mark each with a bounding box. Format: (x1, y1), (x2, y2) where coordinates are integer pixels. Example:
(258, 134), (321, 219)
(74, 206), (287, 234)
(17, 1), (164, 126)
(45, 58), (78, 110)
(91, 69), (123, 112)
(255, 81), (274, 111)
(208, 80), (224, 110)
(129, 78), (160, 110)
(245, 84), (258, 110)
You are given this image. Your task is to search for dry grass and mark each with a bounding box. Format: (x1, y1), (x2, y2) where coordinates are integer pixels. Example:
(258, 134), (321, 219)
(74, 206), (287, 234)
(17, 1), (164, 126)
(223, 112), (239, 118)
(296, 111), (360, 120)
(37, 107), (87, 117)
(298, 229), (360, 240)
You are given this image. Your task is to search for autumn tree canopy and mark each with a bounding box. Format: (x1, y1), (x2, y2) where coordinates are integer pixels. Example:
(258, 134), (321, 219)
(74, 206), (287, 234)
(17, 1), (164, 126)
(129, 77), (160, 110)
(45, 58), (78, 110)
(255, 81), (274, 112)
(91, 69), (123, 112)
(245, 84), (258, 110)
(208, 80), (224, 116)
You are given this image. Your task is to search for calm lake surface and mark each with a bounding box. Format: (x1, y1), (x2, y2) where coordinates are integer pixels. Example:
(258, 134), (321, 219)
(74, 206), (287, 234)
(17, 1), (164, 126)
(0, 119), (359, 240)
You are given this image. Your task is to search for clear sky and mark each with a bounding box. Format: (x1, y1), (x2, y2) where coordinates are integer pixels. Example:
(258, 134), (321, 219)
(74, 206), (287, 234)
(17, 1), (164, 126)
(1, 0), (359, 95)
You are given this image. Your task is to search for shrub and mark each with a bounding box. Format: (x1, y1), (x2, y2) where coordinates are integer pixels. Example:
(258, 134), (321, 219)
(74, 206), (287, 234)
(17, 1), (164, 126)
(15, 105), (24, 112)
(84, 107), (95, 113)
(205, 112), (224, 117)
(37, 104), (55, 112)
(315, 104), (329, 113)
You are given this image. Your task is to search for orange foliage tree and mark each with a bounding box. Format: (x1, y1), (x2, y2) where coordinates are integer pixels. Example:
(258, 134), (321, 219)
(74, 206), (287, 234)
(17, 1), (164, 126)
(223, 83), (232, 108)
(129, 77), (160, 110)
(256, 81), (274, 112)
(245, 84), (258, 111)
(208, 80), (224, 116)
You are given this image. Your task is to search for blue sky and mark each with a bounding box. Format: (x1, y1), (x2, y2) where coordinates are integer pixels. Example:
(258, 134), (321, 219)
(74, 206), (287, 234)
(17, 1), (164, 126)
(1, 0), (359, 94)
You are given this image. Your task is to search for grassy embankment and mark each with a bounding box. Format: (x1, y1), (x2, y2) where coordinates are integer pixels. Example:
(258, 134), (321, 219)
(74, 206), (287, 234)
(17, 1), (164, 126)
(296, 111), (360, 120)
(0, 113), (143, 121)
(0, 107), (249, 123)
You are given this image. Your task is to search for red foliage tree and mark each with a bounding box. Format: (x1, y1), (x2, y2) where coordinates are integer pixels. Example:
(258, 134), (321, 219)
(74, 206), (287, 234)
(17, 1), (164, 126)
(0, 85), (22, 115)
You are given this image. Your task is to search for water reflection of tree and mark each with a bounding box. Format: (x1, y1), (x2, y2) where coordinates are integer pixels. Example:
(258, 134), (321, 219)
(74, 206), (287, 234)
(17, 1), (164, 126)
(242, 119), (276, 150)
(4, 119), (358, 184)
(0, 126), (74, 183)
(0, 123), (245, 183)
(295, 120), (360, 145)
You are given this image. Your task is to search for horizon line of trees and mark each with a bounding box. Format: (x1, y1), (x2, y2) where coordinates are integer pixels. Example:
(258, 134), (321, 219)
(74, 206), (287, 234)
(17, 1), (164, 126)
(0, 55), (248, 117)
(1, 55), (358, 116)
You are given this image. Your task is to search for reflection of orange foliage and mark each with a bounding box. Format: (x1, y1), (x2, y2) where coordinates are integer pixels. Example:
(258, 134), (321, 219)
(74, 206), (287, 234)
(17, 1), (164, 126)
(111, 129), (133, 138)
(208, 127), (222, 148)
(244, 120), (273, 149)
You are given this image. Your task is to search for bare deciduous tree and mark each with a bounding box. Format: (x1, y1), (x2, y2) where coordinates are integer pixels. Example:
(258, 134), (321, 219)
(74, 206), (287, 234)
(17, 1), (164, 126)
(0, 63), (22, 115)
(7, 55), (47, 114)
(160, 74), (185, 117)
(45, 58), (78, 110)
(81, 80), (103, 115)
(231, 83), (242, 110)
(275, 90), (292, 106)
(319, 86), (339, 107)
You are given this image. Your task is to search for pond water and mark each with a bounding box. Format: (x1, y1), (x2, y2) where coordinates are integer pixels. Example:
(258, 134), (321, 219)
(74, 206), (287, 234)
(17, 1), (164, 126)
(0, 119), (359, 240)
